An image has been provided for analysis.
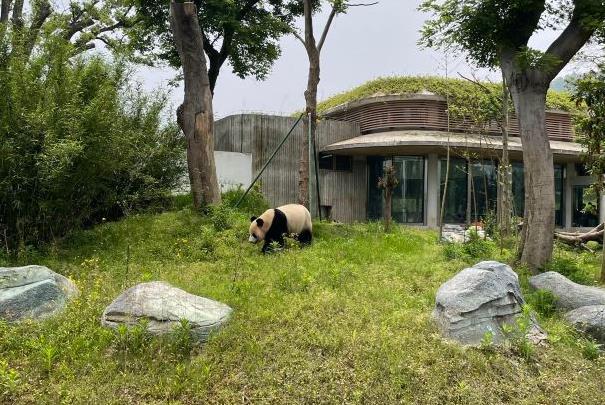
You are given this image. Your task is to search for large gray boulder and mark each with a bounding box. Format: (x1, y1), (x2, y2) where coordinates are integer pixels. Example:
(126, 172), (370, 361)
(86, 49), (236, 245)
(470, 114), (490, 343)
(101, 281), (232, 343)
(0, 265), (78, 321)
(434, 261), (545, 345)
(564, 305), (605, 343)
(529, 271), (605, 310)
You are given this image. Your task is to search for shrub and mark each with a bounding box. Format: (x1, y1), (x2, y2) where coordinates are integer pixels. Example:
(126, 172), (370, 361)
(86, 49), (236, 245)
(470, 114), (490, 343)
(0, 40), (184, 251)
(222, 183), (269, 216)
(526, 289), (558, 318)
(544, 255), (594, 285)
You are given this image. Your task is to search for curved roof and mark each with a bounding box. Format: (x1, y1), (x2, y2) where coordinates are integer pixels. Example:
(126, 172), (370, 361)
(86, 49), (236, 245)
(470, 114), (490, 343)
(322, 94), (575, 142)
(321, 130), (583, 162)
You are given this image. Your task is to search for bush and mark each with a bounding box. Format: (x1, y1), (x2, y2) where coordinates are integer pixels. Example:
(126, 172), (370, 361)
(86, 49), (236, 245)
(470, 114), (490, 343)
(222, 183), (269, 216)
(544, 255), (594, 285)
(0, 40), (184, 250)
(443, 236), (495, 261)
(526, 289), (558, 317)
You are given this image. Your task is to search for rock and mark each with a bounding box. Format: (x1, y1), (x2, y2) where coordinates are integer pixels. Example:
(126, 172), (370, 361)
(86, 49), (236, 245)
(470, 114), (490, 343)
(565, 305), (605, 343)
(433, 261), (545, 345)
(529, 271), (605, 310)
(101, 281), (232, 343)
(0, 265), (78, 321)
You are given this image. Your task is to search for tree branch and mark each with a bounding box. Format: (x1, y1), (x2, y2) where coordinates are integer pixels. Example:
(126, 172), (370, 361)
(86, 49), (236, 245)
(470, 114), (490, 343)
(317, 5), (337, 53)
(545, 0), (603, 80)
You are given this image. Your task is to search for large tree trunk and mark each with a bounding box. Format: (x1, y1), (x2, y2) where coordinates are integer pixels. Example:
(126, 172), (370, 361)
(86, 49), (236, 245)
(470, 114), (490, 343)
(170, 1), (221, 209)
(506, 69), (554, 272)
(297, 0), (319, 208)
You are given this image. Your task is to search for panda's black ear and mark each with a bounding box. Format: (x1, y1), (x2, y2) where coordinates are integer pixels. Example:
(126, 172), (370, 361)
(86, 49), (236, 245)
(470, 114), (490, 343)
(256, 218), (264, 227)
(250, 216), (257, 222)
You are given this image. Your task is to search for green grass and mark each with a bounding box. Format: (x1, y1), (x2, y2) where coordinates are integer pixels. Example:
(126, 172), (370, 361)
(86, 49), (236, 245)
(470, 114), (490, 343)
(1, 208), (605, 404)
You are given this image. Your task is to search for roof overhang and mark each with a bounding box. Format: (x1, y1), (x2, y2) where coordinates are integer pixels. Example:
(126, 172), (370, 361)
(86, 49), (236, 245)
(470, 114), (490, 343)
(320, 130), (583, 162)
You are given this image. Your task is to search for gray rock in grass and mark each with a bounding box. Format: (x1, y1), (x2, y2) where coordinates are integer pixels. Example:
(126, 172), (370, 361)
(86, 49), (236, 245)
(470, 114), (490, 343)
(529, 271), (605, 310)
(565, 305), (605, 344)
(101, 281), (232, 343)
(434, 261), (545, 346)
(0, 265), (78, 321)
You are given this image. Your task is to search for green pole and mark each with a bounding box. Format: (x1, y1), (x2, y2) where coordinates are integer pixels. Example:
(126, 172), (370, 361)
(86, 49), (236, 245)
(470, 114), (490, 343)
(235, 113), (304, 208)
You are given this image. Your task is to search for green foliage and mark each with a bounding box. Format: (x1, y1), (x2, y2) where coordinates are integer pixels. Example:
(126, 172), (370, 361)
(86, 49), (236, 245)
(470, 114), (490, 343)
(0, 39), (184, 251)
(222, 184), (270, 216)
(0, 359), (20, 400)
(545, 254), (595, 285)
(131, 0), (305, 89)
(317, 76), (577, 120)
(0, 211), (604, 402)
(581, 340), (601, 360)
(572, 65), (605, 180)
(443, 233), (497, 262)
(526, 289), (558, 317)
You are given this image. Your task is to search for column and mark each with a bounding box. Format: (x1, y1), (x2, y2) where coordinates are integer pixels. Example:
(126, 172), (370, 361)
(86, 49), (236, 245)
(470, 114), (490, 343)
(426, 153), (440, 228)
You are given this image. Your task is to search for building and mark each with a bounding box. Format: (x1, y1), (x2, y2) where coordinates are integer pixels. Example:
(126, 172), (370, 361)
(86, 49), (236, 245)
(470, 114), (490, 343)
(214, 88), (600, 230)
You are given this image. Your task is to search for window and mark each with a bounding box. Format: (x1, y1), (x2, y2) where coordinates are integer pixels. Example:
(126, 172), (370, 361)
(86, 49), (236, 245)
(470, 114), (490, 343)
(575, 163), (590, 177)
(470, 160), (498, 219)
(367, 156), (425, 224)
(319, 154), (352, 172)
(573, 185), (599, 227)
(440, 158), (468, 223)
(392, 156), (425, 223)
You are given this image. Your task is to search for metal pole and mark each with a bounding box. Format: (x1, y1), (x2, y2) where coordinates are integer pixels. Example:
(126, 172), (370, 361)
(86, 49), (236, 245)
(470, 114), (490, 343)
(235, 113), (304, 207)
(312, 120), (322, 221)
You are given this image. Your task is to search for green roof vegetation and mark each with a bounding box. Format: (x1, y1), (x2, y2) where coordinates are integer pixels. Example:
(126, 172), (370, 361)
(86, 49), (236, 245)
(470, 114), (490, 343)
(317, 76), (578, 117)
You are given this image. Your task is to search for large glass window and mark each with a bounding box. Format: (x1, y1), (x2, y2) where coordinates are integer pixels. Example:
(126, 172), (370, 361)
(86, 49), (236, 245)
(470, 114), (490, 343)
(440, 158), (468, 223)
(367, 156), (425, 223)
(512, 162), (525, 217)
(511, 162), (564, 226)
(367, 156), (385, 221)
(392, 157), (425, 223)
(572, 185), (599, 227)
(470, 160), (498, 219)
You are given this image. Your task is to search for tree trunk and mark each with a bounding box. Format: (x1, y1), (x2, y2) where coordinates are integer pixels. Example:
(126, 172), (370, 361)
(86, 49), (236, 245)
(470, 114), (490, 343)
(297, 0), (319, 208)
(384, 188), (392, 232)
(499, 75), (512, 236)
(170, 1), (221, 209)
(507, 73), (554, 272)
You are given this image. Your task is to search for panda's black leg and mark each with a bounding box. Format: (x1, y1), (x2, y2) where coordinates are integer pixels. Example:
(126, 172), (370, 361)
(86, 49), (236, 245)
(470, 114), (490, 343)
(298, 229), (312, 246)
(262, 240), (271, 254)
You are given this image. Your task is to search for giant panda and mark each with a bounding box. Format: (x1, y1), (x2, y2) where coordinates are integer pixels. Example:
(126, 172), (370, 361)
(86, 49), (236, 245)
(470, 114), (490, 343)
(248, 204), (312, 253)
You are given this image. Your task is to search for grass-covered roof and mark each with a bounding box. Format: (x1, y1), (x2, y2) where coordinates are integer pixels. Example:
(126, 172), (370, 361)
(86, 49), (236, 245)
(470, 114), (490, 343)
(317, 76), (577, 118)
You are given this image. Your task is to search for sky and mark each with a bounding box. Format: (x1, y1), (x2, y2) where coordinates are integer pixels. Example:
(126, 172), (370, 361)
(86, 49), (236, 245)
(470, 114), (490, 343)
(135, 0), (580, 119)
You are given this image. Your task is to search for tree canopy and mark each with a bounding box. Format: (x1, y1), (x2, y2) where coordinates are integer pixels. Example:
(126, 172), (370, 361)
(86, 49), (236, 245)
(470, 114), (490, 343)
(131, 0), (307, 92)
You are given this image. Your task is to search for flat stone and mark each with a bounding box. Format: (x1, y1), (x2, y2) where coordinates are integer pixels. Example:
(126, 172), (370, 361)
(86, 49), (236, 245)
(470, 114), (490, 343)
(529, 272), (605, 310)
(434, 261), (545, 345)
(564, 305), (605, 343)
(101, 281), (232, 343)
(0, 265), (78, 321)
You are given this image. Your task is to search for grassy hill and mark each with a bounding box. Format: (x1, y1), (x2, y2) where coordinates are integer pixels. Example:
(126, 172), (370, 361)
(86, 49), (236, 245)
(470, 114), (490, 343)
(1, 205), (604, 403)
(316, 76), (578, 116)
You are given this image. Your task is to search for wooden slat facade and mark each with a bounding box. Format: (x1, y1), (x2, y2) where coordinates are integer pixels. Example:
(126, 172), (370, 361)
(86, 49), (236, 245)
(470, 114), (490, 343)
(214, 114), (366, 222)
(324, 98), (574, 142)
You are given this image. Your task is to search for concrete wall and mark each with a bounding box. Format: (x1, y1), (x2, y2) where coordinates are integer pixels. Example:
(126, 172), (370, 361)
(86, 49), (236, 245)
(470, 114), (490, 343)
(214, 114), (364, 222)
(215, 151), (252, 191)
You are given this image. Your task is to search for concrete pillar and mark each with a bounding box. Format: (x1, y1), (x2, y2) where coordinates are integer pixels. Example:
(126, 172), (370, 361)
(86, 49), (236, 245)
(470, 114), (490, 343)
(426, 154), (439, 228)
(565, 163), (574, 228)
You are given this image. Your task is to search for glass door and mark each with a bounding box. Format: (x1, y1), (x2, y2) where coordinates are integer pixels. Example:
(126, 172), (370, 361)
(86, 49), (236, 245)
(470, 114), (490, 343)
(392, 156), (425, 224)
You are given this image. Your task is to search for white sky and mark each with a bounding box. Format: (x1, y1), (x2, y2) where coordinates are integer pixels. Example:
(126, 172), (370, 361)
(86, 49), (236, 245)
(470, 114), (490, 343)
(135, 0), (583, 119)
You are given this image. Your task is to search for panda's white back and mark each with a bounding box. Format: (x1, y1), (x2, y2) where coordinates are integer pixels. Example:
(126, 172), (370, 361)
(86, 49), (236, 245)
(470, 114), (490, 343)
(278, 204), (312, 234)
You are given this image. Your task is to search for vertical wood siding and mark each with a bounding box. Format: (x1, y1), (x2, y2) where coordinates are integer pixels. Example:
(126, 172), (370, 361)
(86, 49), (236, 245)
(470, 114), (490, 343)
(214, 114), (366, 222)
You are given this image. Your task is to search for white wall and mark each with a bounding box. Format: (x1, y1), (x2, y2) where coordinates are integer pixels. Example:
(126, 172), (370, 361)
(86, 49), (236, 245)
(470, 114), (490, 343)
(214, 151), (252, 191)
